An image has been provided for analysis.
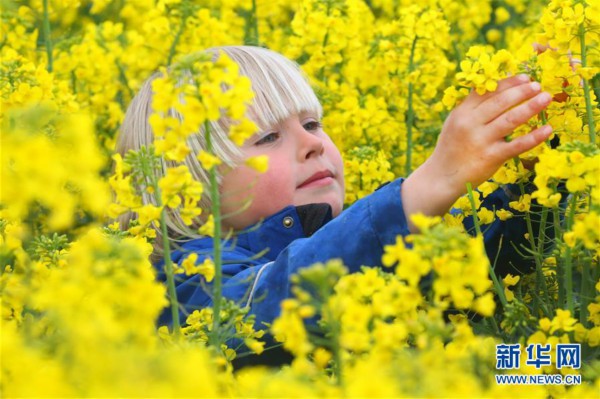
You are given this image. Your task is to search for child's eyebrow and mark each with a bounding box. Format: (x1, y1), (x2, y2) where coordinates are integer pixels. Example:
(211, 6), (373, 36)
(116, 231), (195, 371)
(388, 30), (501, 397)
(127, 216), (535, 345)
(299, 110), (320, 119)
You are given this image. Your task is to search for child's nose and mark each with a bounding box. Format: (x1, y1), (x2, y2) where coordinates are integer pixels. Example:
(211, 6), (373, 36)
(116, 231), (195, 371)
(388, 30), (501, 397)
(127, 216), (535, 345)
(293, 123), (325, 161)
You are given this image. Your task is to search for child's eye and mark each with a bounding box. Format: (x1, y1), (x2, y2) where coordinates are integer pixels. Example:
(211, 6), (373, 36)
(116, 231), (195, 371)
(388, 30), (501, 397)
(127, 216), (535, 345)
(304, 121), (323, 131)
(255, 132), (280, 146)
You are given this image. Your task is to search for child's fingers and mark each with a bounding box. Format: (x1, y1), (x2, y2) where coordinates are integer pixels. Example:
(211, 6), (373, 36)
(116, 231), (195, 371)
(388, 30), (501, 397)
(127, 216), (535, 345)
(486, 91), (552, 138)
(463, 74), (531, 107)
(496, 125), (553, 160)
(476, 81), (544, 124)
(486, 74), (532, 98)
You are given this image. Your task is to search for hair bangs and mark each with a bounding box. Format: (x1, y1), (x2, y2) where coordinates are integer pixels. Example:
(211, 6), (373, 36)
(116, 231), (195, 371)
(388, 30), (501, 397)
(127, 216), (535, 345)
(217, 46), (323, 132)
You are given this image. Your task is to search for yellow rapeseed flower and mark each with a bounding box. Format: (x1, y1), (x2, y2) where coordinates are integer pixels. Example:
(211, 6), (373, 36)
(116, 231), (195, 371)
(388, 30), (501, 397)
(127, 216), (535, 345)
(197, 150), (222, 170)
(245, 155), (269, 173)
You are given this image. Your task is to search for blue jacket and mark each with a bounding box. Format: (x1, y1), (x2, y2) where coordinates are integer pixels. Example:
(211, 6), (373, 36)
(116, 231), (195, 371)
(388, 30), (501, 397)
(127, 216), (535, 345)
(157, 178), (543, 330)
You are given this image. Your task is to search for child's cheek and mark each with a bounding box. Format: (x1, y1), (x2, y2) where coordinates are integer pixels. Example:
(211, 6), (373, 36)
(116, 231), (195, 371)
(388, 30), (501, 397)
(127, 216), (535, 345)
(252, 167), (295, 206)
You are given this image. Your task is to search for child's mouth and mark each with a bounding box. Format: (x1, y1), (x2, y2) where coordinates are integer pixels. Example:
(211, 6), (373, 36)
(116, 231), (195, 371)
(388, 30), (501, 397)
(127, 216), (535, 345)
(298, 171), (335, 189)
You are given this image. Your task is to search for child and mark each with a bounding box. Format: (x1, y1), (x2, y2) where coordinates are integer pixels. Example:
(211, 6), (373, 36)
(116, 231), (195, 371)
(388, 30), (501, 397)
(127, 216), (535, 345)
(117, 45), (553, 359)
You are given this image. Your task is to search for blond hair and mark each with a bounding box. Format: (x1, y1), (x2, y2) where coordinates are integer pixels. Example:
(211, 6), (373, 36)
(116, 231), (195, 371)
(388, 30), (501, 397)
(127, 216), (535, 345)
(116, 46), (323, 259)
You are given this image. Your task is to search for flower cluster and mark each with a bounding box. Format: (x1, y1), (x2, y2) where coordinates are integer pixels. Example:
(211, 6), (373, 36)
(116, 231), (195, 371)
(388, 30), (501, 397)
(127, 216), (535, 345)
(532, 142), (600, 207)
(149, 52), (257, 161)
(343, 146), (395, 202)
(383, 215), (495, 315)
(110, 51), (258, 241)
(1, 107), (109, 231)
(455, 46), (518, 95)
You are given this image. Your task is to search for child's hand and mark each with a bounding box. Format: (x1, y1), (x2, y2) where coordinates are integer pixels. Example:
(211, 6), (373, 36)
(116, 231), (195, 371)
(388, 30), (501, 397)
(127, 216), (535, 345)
(433, 74), (552, 190)
(402, 75), (553, 232)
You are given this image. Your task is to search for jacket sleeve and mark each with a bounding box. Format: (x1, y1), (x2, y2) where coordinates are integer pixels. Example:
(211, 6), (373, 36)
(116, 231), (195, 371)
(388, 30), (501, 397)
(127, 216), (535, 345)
(157, 178), (411, 329)
(243, 178), (411, 328)
(464, 183), (561, 278)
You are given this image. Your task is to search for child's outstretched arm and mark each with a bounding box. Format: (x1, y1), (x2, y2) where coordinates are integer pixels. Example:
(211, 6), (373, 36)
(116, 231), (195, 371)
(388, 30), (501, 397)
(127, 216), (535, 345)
(401, 75), (553, 232)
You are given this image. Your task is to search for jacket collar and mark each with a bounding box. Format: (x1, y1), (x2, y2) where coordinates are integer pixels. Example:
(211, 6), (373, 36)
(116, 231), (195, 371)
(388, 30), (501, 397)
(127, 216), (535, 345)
(231, 203), (333, 262)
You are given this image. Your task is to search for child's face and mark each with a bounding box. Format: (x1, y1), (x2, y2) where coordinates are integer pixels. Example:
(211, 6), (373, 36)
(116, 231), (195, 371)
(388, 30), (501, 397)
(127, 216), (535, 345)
(219, 112), (345, 230)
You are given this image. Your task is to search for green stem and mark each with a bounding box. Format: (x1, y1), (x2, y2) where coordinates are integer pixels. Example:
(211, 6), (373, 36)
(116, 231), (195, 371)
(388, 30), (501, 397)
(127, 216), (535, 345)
(488, 240), (504, 337)
(250, 0), (259, 45)
(563, 194), (578, 315)
(116, 61), (135, 101)
(466, 183), (482, 236)
(579, 23), (596, 144)
(42, 0), (53, 72)
(539, 111), (547, 125)
(517, 180), (551, 314)
(325, 304), (344, 389)
(316, 0), (333, 83)
(487, 315), (501, 336)
(404, 37), (418, 176)
(536, 207), (549, 261)
(95, 32), (135, 102)
(167, 15), (187, 65)
(581, 192), (595, 325)
(591, 74), (600, 110)
(466, 183), (508, 307)
(160, 208), (181, 334)
(205, 121), (224, 349)
(553, 207), (565, 306)
(538, 109), (552, 146)
(70, 71), (77, 94)
(536, 206), (552, 314)
(580, 258), (591, 326)
(332, 324), (344, 388)
(146, 150), (180, 334)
